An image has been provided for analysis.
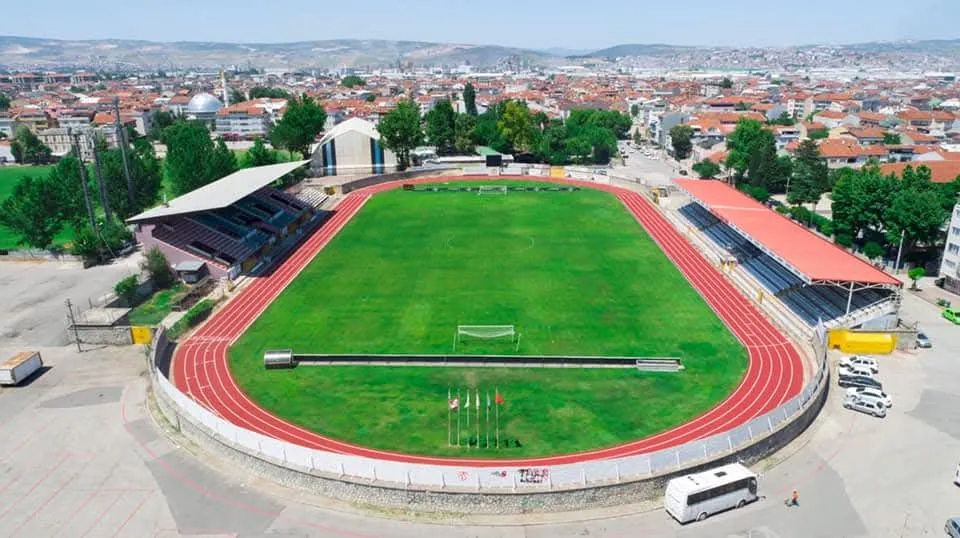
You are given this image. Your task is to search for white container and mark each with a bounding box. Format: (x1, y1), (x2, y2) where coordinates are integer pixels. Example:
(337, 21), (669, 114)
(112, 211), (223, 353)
(0, 351), (43, 386)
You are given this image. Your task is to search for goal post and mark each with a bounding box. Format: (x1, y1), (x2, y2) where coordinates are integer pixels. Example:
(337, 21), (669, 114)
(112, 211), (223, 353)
(454, 325), (520, 352)
(477, 185), (508, 195)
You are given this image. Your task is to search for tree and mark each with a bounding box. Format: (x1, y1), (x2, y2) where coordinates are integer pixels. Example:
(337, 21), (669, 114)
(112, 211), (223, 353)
(463, 83), (478, 116)
(340, 75), (366, 88)
(882, 132), (901, 145)
(229, 88), (246, 104)
(808, 128), (829, 140)
(46, 155), (88, 229)
(12, 126), (52, 165)
(633, 130), (643, 145)
(537, 120), (569, 165)
(149, 110), (175, 140)
(164, 121), (217, 195)
(114, 275), (140, 306)
(908, 267), (926, 290)
(630, 103), (640, 118)
(206, 138), (238, 181)
(243, 138), (278, 168)
(425, 100), (457, 154)
(0, 92), (10, 110)
(377, 100), (424, 170)
(498, 100), (537, 154)
(669, 124), (693, 160)
(787, 139), (829, 209)
(769, 112), (795, 126)
(365, 93), (377, 103)
(720, 77), (733, 89)
(0, 174), (65, 249)
(142, 247), (175, 288)
(270, 94), (327, 159)
(884, 188), (947, 251)
(249, 87), (291, 100)
(454, 113), (476, 154)
(101, 140), (164, 219)
(692, 159), (722, 178)
(863, 241), (885, 261)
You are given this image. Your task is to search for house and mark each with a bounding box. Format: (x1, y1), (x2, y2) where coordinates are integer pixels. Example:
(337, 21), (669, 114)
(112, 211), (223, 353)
(816, 138), (885, 169)
(878, 161), (960, 184)
(772, 125), (801, 149)
(814, 110), (858, 130)
(900, 130), (939, 145)
(845, 127), (887, 145)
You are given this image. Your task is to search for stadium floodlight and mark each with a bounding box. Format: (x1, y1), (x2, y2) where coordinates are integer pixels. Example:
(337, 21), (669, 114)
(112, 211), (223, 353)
(454, 325), (519, 351)
(477, 185), (508, 195)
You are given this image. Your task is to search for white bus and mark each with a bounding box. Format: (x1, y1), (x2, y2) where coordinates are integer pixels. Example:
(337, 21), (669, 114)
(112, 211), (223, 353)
(664, 463), (758, 523)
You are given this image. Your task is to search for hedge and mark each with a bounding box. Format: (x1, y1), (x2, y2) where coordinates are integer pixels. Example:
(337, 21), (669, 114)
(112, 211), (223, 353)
(780, 205), (834, 238)
(168, 299), (216, 341)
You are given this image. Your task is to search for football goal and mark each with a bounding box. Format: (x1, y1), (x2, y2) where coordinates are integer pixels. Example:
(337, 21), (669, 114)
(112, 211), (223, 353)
(454, 325), (520, 351)
(477, 185), (508, 195)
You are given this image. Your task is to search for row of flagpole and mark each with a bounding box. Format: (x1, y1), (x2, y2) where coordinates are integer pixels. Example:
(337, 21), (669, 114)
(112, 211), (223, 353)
(448, 387), (504, 449)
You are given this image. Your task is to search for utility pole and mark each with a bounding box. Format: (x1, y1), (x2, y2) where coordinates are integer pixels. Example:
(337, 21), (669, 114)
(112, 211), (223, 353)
(90, 134), (112, 222)
(70, 129), (99, 235)
(65, 299), (81, 352)
(113, 96), (135, 208)
(894, 228), (906, 274)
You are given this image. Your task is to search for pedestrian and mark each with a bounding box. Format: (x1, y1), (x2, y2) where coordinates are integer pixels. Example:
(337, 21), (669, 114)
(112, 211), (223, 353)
(789, 490), (799, 507)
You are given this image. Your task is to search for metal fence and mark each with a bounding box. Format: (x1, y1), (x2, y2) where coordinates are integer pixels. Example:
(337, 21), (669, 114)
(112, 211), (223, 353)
(152, 328), (828, 492)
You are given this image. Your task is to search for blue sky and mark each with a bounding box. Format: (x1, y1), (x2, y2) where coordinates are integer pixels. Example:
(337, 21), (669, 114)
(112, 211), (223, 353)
(3, 0), (958, 49)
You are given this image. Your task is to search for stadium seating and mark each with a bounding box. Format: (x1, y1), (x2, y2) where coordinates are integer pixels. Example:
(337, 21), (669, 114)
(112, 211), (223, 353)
(152, 216), (259, 268)
(678, 202), (894, 325)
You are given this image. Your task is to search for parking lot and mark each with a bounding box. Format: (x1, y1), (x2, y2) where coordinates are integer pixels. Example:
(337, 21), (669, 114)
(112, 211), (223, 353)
(1, 259), (960, 536)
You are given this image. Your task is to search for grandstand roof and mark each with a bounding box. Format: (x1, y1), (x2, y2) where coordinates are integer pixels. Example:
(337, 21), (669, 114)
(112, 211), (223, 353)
(674, 179), (900, 286)
(126, 161), (309, 224)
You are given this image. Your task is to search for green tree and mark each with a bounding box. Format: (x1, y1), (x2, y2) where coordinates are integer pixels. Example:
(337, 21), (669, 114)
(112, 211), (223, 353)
(630, 103), (640, 117)
(377, 100), (424, 170)
(768, 112), (795, 126)
(101, 141), (164, 219)
(365, 93), (377, 103)
(633, 130), (643, 145)
(882, 132), (901, 145)
(0, 92), (10, 110)
(12, 126), (52, 165)
(463, 83), (478, 116)
(206, 138), (238, 180)
(884, 184), (947, 250)
(425, 100), (457, 154)
(142, 247), (175, 288)
(243, 138), (278, 168)
(669, 124), (693, 160)
(787, 139), (829, 209)
(537, 120), (570, 165)
(720, 77), (733, 89)
(340, 75), (366, 88)
(164, 121), (217, 195)
(692, 159), (722, 178)
(454, 113), (476, 154)
(149, 110), (175, 140)
(114, 275), (140, 306)
(46, 155), (88, 228)
(229, 88), (246, 104)
(907, 267), (925, 290)
(0, 174), (65, 249)
(498, 100), (537, 154)
(808, 128), (829, 140)
(863, 241), (885, 261)
(249, 87), (291, 100)
(270, 94), (327, 159)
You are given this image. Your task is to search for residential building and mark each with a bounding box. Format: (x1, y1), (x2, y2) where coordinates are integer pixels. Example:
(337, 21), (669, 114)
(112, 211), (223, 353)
(215, 102), (274, 139)
(939, 203), (960, 294)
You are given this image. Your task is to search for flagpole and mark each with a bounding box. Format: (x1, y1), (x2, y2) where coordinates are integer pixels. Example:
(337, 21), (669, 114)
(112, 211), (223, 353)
(475, 389), (480, 449)
(486, 390), (490, 449)
(496, 386), (500, 449)
(457, 388), (461, 447)
(447, 387), (451, 448)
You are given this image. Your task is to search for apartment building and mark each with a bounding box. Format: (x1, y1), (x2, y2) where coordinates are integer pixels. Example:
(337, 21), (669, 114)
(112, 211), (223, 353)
(939, 203), (960, 294)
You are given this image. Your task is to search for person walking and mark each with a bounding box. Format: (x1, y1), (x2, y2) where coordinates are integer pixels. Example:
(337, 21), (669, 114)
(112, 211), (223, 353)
(788, 490), (799, 507)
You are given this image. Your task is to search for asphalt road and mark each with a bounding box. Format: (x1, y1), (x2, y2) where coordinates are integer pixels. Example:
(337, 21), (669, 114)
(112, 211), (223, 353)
(1, 265), (959, 536)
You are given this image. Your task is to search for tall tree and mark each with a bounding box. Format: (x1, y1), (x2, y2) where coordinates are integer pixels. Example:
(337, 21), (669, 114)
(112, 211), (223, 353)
(0, 174), (65, 249)
(249, 87), (291, 100)
(149, 110), (175, 140)
(243, 138), (278, 168)
(163, 121), (217, 195)
(12, 126), (52, 165)
(377, 100), (424, 170)
(229, 88), (246, 104)
(630, 103), (640, 118)
(101, 141), (163, 218)
(720, 77), (733, 89)
(0, 93), (10, 110)
(340, 75), (366, 88)
(46, 155), (88, 229)
(271, 94), (327, 159)
(425, 100), (457, 155)
(463, 83), (478, 116)
(454, 113), (476, 154)
(498, 100), (536, 154)
(787, 139), (829, 209)
(692, 159), (722, 178)
(669, 124), (693, 160)
(206, 138), (239, 181)
(885, 188), (947, 250)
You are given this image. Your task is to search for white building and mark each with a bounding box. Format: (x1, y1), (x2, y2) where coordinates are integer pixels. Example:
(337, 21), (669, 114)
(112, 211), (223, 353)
(940, 203), (960, 294)
(214, 98), (286, 139)
(310, 117), (397, 177)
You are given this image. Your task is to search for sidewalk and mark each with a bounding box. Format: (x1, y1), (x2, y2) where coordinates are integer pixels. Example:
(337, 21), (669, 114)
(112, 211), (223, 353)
(898, 275), (960, 309)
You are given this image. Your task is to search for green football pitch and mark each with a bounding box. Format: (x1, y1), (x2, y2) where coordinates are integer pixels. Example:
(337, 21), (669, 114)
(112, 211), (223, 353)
(229, 181), (747, 457)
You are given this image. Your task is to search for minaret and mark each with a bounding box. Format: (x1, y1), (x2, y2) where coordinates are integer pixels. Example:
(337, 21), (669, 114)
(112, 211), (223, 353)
(221, 70), (230, 106)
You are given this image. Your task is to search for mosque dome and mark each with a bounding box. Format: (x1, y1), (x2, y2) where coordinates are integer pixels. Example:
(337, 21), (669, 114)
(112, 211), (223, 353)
(187, 93), (223, 114)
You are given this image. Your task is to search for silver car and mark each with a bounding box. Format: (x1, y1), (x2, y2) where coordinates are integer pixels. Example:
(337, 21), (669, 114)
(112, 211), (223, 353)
(843, 394), (886, 418)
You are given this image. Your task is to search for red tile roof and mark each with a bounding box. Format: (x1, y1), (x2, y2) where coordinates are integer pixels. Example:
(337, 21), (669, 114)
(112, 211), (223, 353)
(879, 161), (960, 183)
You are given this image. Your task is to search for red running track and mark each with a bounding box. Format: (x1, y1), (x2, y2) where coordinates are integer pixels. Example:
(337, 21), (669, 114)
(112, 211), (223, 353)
(172, 175), (804, 467)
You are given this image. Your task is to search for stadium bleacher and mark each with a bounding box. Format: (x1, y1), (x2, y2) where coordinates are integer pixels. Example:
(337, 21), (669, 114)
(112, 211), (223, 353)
(679, 202), (894, 324)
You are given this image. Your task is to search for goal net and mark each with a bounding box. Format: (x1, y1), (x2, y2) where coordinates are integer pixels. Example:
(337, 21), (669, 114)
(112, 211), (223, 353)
(477, 185), (508, 195)
(454, 325), (519, 351)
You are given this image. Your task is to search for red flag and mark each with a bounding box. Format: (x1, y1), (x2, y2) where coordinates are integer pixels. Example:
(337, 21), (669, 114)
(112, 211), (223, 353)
(449, 397), (460, 410)
(495, 390), (504, 405)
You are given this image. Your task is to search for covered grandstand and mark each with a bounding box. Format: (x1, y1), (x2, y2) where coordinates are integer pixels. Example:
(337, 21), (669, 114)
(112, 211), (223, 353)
(128, 161), (331, 280)
(674, 179), (901, 329)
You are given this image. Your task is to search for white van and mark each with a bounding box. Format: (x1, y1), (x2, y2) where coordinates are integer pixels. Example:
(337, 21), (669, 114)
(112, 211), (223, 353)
(664, 463), (758, 523)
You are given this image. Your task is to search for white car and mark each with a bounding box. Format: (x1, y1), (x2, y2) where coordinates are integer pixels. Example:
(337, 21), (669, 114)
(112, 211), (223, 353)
(845, 387), (892, 407)
(839, 355), (879, 374)
(843, 394), (886, 418)
(838, 364), (876, 379)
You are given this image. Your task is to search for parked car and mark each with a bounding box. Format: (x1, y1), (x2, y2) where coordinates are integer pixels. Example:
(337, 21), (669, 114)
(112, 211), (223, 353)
(838, 374), (883, 390)
(839, 355), (879, 374)
(845, 387), (892, 407)
(916, 332), (932, 348)
(843, 394), (886, 418)
(944, 308), (960, 324)
(946, 517), (960, 538)
(838, 364), (876, 379)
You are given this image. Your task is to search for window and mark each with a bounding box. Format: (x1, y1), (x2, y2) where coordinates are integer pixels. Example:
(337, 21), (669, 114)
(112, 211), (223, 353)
(953, 227), (960, 236)
(949, 243), (960, 255)
(946, 260), (956, 268)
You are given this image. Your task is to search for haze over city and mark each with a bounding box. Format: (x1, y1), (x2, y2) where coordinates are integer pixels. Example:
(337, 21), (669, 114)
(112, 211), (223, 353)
(4, 0), (960, 48)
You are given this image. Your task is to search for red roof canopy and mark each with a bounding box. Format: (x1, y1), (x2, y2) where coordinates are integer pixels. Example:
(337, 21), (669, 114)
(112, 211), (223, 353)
(674, 179), (900, 286)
